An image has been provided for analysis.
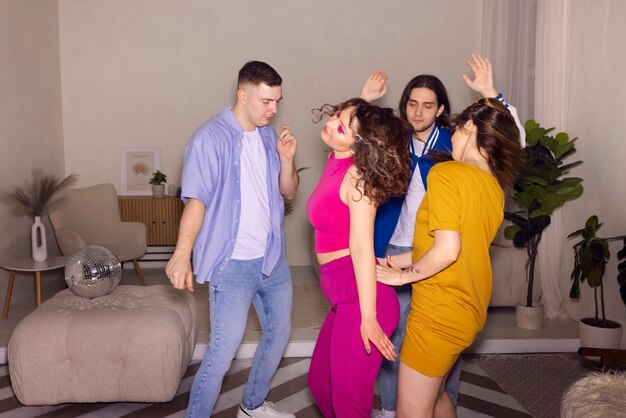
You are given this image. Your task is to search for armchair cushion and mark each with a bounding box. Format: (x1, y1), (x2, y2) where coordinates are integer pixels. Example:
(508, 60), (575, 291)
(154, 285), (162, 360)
(48, 184), (147, 262)
(53, 228), (88, 256)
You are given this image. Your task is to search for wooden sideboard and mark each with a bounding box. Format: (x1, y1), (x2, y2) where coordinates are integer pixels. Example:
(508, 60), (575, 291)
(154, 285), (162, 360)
(118, 196), (184, 246)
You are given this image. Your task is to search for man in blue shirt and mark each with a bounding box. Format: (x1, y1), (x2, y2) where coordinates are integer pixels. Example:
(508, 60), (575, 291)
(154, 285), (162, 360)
(166, 61), (300, 418)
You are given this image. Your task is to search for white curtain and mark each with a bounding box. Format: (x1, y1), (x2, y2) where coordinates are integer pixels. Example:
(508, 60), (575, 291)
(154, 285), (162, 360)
(534, 0), (571, 319)
(482, 0), (571, 319)
(481, 0), (537, 122)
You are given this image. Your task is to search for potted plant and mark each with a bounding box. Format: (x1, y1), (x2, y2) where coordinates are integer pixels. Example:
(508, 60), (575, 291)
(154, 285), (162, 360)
(569, 215), (626, 349)
(149, 170), (167, 198)
(504, 119), (583, 329)
(2, 172), (77, 261)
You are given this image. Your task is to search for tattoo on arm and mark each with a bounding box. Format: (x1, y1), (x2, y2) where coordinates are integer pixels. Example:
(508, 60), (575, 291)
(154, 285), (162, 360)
(405, 265), (420, 275)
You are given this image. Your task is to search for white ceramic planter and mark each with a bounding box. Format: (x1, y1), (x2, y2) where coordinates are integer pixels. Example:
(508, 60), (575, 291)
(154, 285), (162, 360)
(516, 303), (544, 329)
(151, 184), (165, 199)
(579, 318), (622, 349)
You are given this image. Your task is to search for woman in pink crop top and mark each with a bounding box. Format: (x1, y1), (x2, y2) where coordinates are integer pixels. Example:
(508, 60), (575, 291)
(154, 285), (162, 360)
(306, 98), (411, 417)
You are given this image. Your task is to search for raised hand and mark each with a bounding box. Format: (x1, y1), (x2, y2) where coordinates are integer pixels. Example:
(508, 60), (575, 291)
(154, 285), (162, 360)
(360, 70), (389, 102)
(277, 124), (297, 160)
(462, 53), (498, 98)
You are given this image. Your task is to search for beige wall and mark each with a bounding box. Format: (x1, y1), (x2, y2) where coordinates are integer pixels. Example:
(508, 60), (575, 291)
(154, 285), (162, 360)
(58, 0), (484, 266)
(0, 1), (65, 300)
(562, 0), (626, 346)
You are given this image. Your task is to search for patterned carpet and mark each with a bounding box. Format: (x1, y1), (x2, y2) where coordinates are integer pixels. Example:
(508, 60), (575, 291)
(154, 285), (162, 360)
(0, 356), (536, 418)
(475, 353), (600, 418)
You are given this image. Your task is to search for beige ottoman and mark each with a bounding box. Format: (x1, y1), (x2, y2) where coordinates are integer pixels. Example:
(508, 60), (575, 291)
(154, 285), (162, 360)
(8, 285), (197, 405)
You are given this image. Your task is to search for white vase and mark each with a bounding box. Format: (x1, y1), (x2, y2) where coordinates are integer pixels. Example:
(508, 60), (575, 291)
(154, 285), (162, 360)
(31, 216), (48, 262)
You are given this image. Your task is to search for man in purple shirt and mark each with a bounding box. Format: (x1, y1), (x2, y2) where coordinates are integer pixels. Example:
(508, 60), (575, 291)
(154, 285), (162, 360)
(166, 61), (299, 418)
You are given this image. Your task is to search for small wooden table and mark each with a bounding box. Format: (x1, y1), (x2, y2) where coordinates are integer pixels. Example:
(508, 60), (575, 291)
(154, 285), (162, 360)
(0, 257), (66, 319)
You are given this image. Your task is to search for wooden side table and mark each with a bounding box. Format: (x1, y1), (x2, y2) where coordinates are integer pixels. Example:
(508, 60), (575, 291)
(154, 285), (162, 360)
(0, 257), (66, 319)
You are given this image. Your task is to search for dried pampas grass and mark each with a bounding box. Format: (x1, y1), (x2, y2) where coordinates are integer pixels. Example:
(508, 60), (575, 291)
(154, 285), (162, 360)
(2, 173), (77, 217)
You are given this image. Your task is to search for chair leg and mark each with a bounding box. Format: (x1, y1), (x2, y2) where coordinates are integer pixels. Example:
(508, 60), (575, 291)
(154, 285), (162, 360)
(133, 259), (146, 286)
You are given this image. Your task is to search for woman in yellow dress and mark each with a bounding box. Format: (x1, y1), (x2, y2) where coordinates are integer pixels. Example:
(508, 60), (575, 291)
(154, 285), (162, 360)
(376, 98), (524, 418)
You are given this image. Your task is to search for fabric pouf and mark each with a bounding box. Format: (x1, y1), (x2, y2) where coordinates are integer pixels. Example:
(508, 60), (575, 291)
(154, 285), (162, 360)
(8, 285), (197, 405)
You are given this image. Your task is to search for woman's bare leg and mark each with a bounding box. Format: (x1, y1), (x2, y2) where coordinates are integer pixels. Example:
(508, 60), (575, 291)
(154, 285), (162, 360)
(397, 361), (443, 418)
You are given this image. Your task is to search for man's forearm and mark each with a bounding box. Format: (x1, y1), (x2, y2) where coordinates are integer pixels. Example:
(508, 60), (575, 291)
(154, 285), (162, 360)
(173, 198), (206, 258)
(279, 156), (299, 199)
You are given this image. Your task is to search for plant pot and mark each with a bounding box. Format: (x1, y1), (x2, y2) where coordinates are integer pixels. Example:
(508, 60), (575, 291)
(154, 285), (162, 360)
(151, 184), (165, 199)
(516, 303), (544, 329)
(579, 317), (622, 350)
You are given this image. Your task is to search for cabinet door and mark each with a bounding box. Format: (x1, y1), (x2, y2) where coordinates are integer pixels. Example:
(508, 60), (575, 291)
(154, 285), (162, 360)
(118, 197), (184, 245)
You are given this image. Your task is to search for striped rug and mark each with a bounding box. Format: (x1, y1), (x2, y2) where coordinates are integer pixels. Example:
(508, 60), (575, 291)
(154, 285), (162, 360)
(0, 359), (530, 418)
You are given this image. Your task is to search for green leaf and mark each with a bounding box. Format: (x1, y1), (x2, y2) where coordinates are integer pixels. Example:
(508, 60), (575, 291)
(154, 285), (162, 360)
(504, 224), (522, 239)
(555, 132), (569, 145)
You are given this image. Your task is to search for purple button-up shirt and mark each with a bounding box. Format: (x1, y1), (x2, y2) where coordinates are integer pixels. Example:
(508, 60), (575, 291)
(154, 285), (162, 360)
(181, 106), (286, 283)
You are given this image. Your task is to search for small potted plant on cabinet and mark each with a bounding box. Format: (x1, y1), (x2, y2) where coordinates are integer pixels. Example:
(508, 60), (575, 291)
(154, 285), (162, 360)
(149, 170), (167, 198)
(504, 119), (583, 329)
(569, 215), (626, 350)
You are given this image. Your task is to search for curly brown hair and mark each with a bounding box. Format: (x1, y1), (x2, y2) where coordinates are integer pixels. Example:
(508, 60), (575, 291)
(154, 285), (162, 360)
(313, 98), (412, 206)
(451, 98), (524, 188)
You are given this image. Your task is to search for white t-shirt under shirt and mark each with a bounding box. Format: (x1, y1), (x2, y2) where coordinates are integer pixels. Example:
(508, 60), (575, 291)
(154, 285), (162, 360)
(231, 128), (271, 260)
(389, 137), (426, 247)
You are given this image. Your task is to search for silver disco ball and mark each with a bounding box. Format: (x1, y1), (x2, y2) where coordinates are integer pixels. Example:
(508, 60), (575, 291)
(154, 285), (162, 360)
(65, 245), (122, 299)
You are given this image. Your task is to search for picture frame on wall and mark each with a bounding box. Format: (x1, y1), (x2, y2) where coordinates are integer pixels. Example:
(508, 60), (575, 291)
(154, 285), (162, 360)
(120, 146), (161, 195)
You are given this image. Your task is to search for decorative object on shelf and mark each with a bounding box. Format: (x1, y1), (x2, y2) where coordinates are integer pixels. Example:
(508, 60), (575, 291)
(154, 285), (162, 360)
(149, 170), (167, 199)
(568, 215), (626, 350)
(504, 120), (583, 329)
(120, 146), (161, 196)
(168, 183), (176, 197)
(65, 245), (121, 299)
(2, 172), (77, 261)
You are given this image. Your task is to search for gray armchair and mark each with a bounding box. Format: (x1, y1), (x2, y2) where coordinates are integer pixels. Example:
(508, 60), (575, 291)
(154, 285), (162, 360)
(48, 183), (146, 285)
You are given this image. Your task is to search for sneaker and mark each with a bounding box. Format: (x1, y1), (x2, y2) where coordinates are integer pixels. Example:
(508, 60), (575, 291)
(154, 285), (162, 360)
(237, 401), (295, 418)
(374, 409), (397, 418)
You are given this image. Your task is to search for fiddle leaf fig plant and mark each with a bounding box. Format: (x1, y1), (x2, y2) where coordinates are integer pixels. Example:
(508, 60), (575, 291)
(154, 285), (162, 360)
(568, 215), (626, 327)
(504, 119), (584, 307)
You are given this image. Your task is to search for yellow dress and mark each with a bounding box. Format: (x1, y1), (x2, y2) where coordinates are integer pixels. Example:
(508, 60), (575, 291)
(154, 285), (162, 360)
(400, 161), (504, 377)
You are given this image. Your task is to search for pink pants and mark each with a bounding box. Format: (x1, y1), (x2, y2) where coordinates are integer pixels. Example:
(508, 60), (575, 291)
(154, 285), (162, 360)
(308, 255), (400, 418)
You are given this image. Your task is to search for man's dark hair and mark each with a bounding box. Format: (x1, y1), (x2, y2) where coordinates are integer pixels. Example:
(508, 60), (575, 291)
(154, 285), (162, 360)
(398, 75), (451, 128)
(238, 61), (282, 87)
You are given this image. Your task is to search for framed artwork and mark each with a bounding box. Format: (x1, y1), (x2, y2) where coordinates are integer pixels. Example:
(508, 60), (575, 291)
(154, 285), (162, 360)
(120, 147), (161, 195)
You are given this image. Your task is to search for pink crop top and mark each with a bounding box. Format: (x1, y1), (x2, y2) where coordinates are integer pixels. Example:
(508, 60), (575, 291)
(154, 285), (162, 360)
(306, 152), (353, 253)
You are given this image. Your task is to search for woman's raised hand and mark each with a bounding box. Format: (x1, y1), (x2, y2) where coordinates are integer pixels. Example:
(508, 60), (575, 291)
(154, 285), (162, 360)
(360, 70), (389, 102)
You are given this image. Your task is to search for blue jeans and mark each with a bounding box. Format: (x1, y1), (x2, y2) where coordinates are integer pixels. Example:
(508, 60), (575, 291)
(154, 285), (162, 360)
(185, 258), (292, 417)
(376, 245), (462, 411)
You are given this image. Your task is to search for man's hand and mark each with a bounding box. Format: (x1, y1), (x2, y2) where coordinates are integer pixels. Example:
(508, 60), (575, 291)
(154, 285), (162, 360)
(360, 70), (389, 102)
(462, 53), (498, 98)
(166, 253), (194, 292)
(277, 124), (297, 161)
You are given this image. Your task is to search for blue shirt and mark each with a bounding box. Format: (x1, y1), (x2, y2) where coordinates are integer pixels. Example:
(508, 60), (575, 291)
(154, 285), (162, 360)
(373, 125), (452, 257)
(373, 93), (520, 257)
(181, 106), (286, 283)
